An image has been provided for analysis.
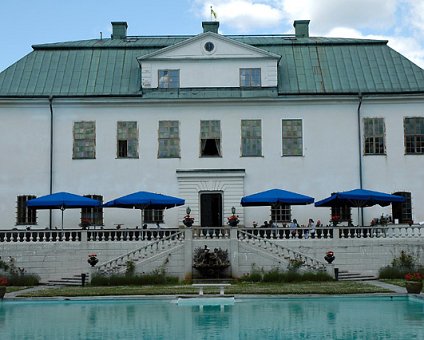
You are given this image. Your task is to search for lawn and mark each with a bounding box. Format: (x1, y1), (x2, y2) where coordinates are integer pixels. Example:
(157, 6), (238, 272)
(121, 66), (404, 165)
(16, 281), (392, 298)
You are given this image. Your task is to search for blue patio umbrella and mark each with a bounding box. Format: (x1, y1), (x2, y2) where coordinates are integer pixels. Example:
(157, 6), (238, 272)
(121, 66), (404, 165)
(27, 192), (102, 232)
(241, 189), (314, 206)
(103, 191), (185, 226)
(314, 189), (405, 208)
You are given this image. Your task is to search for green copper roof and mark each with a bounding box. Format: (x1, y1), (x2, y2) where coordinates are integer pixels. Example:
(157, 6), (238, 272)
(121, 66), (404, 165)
(0, 34), (423, 97)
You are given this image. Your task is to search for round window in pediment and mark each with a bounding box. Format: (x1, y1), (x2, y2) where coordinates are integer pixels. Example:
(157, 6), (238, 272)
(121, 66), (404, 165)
(204, 41), (215, 52)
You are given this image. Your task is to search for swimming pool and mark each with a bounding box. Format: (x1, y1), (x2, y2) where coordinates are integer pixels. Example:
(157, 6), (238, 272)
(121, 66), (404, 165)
(1, 296), (423, 339)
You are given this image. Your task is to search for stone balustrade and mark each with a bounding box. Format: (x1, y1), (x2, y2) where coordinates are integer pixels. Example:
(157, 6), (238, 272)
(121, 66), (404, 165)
(0, 224), (422, 243)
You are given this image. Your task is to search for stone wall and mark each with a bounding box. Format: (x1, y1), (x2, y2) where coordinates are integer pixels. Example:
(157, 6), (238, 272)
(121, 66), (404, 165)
(1, 228), (424, 282)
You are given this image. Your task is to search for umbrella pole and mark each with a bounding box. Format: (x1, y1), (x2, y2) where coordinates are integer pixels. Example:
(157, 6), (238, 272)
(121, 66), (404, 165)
(61, 207), (64, 239)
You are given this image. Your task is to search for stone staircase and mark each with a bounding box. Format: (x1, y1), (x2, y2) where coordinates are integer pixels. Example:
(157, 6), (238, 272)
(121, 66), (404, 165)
(238, 230), (327, 271)
(48, 273), (90, 286)
(97, 231), (185, 275)
(337, 270), (378, 281)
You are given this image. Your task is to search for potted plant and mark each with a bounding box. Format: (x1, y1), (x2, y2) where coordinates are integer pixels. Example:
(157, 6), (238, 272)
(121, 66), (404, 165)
(227, 206), (240, 227)
(330, 215), (340, 227)
(182, 207), (194, 227)
(87, 253), (99, 267)
(405, 272), (423, 294)
(0, 276), (8, 299)
(227, 215), (239, 227)
(324, 250), (335, 264)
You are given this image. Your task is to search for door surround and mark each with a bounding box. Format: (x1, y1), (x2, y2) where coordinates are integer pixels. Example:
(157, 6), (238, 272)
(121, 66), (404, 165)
(176, 169), (245, 227)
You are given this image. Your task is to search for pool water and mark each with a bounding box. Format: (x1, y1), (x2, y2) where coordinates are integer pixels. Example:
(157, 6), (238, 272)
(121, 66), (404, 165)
(1, 296), (423, 339)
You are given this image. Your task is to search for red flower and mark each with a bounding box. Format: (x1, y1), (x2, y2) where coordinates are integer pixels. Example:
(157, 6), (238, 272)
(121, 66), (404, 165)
(326, 251), (334, 257)
(0, 277), (8, 286)
(330, 215), (340, 222)
(88, 253), (97, 258)
(405, 272), (423, 281)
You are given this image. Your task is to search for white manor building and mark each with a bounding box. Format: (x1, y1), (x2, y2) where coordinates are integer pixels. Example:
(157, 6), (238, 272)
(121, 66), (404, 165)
(0, 20), (423, 282)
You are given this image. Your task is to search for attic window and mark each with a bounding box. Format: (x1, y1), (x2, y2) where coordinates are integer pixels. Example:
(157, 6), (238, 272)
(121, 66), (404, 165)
(158, 70), (180, 89)
(240, 68), (261, 87)
(204, 41), (215, 52)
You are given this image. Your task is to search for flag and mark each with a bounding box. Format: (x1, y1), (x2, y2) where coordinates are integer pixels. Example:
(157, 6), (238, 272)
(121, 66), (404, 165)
(210, 6), (217, 20)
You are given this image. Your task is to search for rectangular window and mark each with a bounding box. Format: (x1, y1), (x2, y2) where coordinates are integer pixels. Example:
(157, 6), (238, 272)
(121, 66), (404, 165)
(81, 195), (103, 227)
(364, 118), (386, 155)
(282, 119), (303, 156)
(271, 204), (291, 223)
(331, 206), (351, 222)
(143, 209), (164, 223)
(158, 120), (180, 158)
(73, 121), (96, 159)
(404, 117), (424, 154)
(158, 69), (180, 88)
(117, 121), (139, 158)
(240, 68), (261, 87)
(200, 120), (221, 157)
(241, 120), (262, 157)
(16, 195), (37, 225)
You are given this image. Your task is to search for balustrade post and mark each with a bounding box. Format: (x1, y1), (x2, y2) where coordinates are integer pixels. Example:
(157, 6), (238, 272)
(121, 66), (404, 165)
(81, 230), (88, 243)
(230, 228), (239, 278)
(183, 228), (192, 280)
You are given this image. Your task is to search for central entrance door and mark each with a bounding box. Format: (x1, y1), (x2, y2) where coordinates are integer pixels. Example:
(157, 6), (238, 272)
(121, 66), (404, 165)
(200, 193), (222, 227)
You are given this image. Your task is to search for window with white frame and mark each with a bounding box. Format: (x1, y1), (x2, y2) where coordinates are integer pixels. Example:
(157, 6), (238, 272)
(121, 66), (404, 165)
(158, 69), (180, 88)
(81, 195), (103, 227)
(143, 209), (164, 223)
(117, 121), (139, 158)
(241, 120), (262, 157)
(158, 120), (180, 158)
(271, 204), (291, 223)
(282, 119), (303, 156)
(240, 68), (261, 87)
(364, 118), (386, 155)
(404, 117), (424, 154)
(16, 195), (37, 225)
(73, 121), (96, 159)
(200, 120), (221, 157)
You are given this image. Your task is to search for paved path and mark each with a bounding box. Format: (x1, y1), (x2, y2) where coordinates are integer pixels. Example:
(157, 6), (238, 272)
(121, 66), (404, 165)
(364, 280), (406, 293)
(5, 285), (55, 298)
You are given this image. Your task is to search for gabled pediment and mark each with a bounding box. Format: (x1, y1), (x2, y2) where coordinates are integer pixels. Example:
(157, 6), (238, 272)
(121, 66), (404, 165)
(137, 32), (280, 61)
(138, 32), (280, 89)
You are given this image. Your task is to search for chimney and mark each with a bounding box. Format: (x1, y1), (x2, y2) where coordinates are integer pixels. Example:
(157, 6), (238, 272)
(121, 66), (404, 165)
(293, 20), (310, 38)
(111, 22), (128, 39)
(202, 21), (219, 33)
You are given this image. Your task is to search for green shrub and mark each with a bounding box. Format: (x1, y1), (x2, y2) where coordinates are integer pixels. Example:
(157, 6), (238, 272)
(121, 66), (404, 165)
(90, 272), (178, 286)
(263, 269), (285, 283)
(391, 250), (416, 270)
(379, 251), (423, 279)
(7, 274), (40, 286)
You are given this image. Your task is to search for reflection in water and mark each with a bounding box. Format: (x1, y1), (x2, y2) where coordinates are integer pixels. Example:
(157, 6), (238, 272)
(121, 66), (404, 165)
(0, 297), (423, 339)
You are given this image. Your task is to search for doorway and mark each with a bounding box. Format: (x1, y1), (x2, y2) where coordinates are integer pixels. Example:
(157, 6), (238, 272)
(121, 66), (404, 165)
(200, 193), (222, 227)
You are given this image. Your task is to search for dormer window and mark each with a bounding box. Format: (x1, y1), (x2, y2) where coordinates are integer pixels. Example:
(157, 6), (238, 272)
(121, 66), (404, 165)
(158, 69), (180, 88)
(240, 68), (261, 87)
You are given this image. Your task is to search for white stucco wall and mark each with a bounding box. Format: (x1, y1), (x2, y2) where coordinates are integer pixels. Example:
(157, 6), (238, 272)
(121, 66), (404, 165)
(0, 95), (423, 230)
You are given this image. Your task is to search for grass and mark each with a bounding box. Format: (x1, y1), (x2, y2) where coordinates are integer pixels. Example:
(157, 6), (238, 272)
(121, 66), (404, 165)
(16, 281), (391, 298)
(380, 279), (405, 287)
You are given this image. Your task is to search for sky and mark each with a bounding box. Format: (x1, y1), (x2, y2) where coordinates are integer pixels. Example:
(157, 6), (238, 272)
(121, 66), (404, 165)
(1, 0), (424, 72)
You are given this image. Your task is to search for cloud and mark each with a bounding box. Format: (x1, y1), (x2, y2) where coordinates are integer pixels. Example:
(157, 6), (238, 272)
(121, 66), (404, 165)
(282, 0), (398, 33)
(198, 1), (283, 32)
(193, 0), (424, 68)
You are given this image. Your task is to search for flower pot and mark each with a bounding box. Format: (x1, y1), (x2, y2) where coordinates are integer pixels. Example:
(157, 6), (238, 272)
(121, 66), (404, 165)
(324, 255), (335, 264)
(228, 221), (239, 227)
(87, 256), (99, 267)
(405, 281), (423, 294)
(0, 286), (6, 299)
(183, 220), (193, 227)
